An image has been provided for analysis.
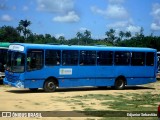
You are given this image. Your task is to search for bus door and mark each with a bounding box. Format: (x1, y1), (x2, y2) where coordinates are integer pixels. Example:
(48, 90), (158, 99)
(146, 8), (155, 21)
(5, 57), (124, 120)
(25, 49), (45, 88)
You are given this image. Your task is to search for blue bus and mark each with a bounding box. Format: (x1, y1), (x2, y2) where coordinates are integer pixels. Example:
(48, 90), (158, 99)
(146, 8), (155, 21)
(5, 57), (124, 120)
(157, 52), (160, 78)
(0, 42), (10, 82)
(3, 43), (157, 92)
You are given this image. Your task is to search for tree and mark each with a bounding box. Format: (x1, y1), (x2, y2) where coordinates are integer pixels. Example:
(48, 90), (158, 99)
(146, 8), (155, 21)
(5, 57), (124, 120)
(25, 29), (32, 39)
(105, 29), (116, 45)
(27, 34), (34, 43)
(139, 27), (144, 39)
(45, 34), (52, 43)
(0, 26), (21, 42)
(18, 19), (31, 40)
(140, 27), (144, 36)
(84, 30), (91, 45)
(76, 32), (83, 45)
(76, 32), (83, 39)
(16, 25), (23, 35)
(119, 31), (125, 41)
(51, 36), (58, 44)
(84, 30), (91, 39)
(125, 31), (131, 39)
(58, 36), (65, 44)
(35, 34), (45, 43)
(135, 27), (144, 39)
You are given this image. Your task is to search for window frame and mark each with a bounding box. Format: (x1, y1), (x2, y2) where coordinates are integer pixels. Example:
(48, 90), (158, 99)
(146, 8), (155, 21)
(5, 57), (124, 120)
(114, 51), (131, 66)
(146, 52), (154, 66)
(131, 52), (145, 66)
(62, 50), (79, 66)
(79, 50), (96, 66)
(45, 50), (61, 66)
(27, 49), (44, 71)
(97, 51), (113, 66)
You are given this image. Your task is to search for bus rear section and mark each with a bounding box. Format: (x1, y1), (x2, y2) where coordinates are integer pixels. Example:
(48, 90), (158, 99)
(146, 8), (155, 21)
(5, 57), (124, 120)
(0, 47), (8, 83)
(0, 42), (10, 83)
(3, 44), (157, 92)
(157, 52), (160, 79)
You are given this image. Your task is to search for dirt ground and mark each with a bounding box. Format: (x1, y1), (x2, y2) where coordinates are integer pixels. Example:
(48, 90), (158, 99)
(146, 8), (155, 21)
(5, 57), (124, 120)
(0, 81), (160, 120)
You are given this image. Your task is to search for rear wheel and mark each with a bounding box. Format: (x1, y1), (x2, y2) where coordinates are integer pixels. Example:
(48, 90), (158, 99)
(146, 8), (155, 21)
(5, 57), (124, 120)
(114, 77), (125, 90)
(43, 79), (57, 92)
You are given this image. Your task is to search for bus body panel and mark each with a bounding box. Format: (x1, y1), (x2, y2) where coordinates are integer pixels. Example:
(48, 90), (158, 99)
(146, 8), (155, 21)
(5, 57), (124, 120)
(59, 67), (95, 87)
(24, 79), (44, 88)
(4, 65), (156, 88)
(24, 65), (156, 88)
(127, 78), (156, 85)
(113, 66), (155, 78)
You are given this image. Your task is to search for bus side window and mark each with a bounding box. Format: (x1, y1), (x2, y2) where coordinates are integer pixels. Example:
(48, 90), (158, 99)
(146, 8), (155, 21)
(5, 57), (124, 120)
(131, 52), (145, 66)
(27, 50), (44, 71)
(114, 52), (130, 65)
(62, 50), (78, 66)
(80, 50), (96, 66)
(97, 51), (113, 65)
(31, 58), (37, 68)
(45, 50), (61, 66)
(146, 52), (154, 66)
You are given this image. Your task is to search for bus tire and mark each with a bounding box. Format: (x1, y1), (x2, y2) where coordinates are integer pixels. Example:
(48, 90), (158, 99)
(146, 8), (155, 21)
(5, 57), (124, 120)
(43, 79), (57, 92)
(114, 77), (125, 90)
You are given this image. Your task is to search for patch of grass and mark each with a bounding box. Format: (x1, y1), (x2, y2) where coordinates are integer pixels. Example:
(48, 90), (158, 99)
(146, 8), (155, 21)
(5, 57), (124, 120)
(71, 99), (81, 103)
(83, 108), (96, 111)
(51, 92), (159, 118)
(90, 102), (96, 105)
(76, 102), (84, 106)
(73, 94), (116, 101)
(14, 105), (24, 109)
(69, 93), (160, 111)
(71, 106), (76, 109)
(34, 102), (41, 105)
(101, 93), (160, 111)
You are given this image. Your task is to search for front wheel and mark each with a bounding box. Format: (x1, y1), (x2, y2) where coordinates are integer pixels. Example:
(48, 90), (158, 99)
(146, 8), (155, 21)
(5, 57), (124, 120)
(43, 79), (57, 92)
(114, 78), (125, 90)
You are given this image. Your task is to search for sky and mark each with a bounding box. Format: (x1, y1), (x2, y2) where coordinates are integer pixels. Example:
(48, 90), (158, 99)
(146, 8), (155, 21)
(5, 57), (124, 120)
(0, 0), (160, 39)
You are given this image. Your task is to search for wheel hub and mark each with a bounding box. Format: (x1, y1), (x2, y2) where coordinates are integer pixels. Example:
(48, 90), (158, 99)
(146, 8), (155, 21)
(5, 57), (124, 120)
(48, 82), (55, 89)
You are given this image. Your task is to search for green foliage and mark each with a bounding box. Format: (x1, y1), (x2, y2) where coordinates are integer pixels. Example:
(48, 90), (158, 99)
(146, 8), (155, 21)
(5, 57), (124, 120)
(0, 20), (160, 51)
(118, 36), (160, 50)
(105, 29), (116, 45)
(0, 26), (22, 42)
(71, 92), (159, 111)
(18, 19), (31, 40)
(105, 93), (160, 111)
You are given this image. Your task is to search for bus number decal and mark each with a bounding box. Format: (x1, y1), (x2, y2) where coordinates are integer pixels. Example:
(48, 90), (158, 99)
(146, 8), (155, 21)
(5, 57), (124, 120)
(59, 68), (72, 75)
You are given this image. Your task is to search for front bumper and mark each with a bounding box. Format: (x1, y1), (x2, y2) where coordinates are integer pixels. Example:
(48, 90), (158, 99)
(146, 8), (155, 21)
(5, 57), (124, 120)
(3, 77), (24, 88)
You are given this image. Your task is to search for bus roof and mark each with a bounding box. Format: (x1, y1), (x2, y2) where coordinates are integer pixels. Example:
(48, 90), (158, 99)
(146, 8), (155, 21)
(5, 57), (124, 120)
(9, 43), (156, 52)
(0, 42), (10, 47)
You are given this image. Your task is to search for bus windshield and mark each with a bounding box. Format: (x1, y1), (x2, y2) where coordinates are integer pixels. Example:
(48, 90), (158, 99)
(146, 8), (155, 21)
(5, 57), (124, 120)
(6, 51), (25, 73)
